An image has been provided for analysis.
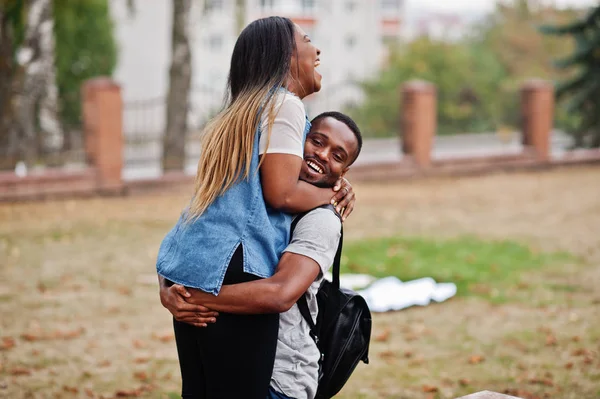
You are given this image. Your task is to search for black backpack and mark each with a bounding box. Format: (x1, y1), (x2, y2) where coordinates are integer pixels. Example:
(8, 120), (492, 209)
(292, 208), (372, 399)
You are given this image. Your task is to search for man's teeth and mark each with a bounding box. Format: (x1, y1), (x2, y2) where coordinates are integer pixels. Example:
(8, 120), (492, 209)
(307, 161), (323, 174)
(314, 60), (320, 67)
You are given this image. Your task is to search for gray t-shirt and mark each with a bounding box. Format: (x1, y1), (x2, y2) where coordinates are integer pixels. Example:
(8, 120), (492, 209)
(270, 207), (342, 399)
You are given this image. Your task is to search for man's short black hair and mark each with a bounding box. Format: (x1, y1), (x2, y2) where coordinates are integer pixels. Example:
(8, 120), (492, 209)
(310, 111), (363, 164)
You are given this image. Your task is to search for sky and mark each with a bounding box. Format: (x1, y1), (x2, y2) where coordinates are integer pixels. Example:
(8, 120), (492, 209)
(408, 0), (599, 14)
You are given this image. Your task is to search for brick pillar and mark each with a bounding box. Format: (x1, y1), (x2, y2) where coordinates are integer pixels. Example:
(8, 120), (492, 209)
(82, 77), (124, 193)
(401, 80), (436, 168)
(521, 79), (554, 161)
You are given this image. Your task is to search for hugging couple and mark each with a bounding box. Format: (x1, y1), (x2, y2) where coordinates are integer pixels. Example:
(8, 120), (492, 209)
(156, 16), (364, 399)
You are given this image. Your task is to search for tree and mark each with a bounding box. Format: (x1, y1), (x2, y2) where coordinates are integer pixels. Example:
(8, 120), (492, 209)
(473, 0), (578, 131)
(13, 0), (63, 168)
(349, 38), (507, 137)
(53, 0), (117, 143)
(163, 0), (192, 171)
(540, 6), (600, 147)
(0, 0), (117, 169)
(0, 0), (23, 167)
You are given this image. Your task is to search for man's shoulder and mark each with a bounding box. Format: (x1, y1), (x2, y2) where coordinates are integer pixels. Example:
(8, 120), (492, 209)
(297, 205), (341, 229)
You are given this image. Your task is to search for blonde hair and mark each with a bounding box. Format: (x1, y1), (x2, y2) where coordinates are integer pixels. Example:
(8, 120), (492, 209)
(186, 85), (282, 220)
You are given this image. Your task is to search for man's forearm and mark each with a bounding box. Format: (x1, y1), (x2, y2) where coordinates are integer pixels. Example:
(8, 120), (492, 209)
(187, 279), (287, 314)
(187, 253), (321, 315)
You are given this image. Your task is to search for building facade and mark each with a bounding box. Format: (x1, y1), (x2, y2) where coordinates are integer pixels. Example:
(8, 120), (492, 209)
(110, 0), (404, 134)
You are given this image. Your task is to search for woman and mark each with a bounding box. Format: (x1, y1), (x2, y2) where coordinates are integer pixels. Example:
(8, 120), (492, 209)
(156, 17), (355, 398)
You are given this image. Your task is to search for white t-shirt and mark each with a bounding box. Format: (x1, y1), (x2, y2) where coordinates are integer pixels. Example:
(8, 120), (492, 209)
(258, 92), (306, 158)
(270, 207), (342, 399)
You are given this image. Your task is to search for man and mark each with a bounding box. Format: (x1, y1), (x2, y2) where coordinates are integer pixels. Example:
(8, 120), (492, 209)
(159, 111), (363, 399)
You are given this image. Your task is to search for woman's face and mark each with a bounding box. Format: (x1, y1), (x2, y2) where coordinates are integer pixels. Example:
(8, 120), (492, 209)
(290, 24), (321, 98)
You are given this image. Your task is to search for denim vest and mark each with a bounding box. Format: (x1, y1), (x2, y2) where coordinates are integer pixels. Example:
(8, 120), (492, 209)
(156, 115), (311, 295)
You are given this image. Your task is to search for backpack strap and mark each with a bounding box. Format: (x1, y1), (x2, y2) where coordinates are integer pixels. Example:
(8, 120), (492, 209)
(297, 294), (320, 346)
(295, 205), (343, 347)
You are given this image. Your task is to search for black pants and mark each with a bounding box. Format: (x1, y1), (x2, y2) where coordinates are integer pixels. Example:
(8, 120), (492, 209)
(172, 245), (279, 399)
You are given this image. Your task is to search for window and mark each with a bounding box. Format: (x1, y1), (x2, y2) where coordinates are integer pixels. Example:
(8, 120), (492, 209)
(260, 0), (276, 10)
(301, 0), (316, 12)
(206, 0), (224, 12)
(381, 0), (402, 11)
(208, 34), (223, 51)
(345, 35), (356, 49)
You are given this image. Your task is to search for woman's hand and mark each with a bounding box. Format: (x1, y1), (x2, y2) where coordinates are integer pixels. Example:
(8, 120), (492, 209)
(330, 177), (355, 221)
(159, 283), (218, 328)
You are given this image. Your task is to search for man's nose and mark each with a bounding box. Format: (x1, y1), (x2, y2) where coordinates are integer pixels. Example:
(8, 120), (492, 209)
(315, 147), (329, 162)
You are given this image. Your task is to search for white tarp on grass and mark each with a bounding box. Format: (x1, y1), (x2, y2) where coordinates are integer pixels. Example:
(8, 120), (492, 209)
(325, 273), (457, 313)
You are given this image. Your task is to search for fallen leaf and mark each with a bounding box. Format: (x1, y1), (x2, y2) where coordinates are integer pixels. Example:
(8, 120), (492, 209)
(117, 286), (132, 296)
(403, 350), (413, 358)
(133, 371), (148, 381)
(468, 355), (485, 364)
(107, 306), (120, 314)
(459, 378), (470, 386)
(0, 337), (15, 351)
(21, 327), (84, 342)
(545, 334), (557, 346)
(11, 367), (32, 376)
(114, 385), (153, 397)
(152, 332), (174, 343)
(115, 389), (143, 397)
(63, 385), (79, 393)
(572, 335), (581, 342)
(422, 385), (439, 393)
(537, 326), (552, 334)
(84, 388), (95, 397)
(529, 377), (554, 387)
(408, 357), (425, 366)
(571, 348), (591, 357)
(134, 357), (149, 364)
(37, 282), (47, 293)
(441, 378), (453, 387)
(379, 351), (397, 363)
(53, 327), (85, 340)
(403, 333), (418, 341)
(374, 327), (391, 342)
(565, 362), (574, 369)
(132, 340), (147, 349)
(98, 360), (111, 367)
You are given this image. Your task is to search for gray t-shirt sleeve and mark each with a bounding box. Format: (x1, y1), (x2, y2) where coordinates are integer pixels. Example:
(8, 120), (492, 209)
(284, 207), (342, 275)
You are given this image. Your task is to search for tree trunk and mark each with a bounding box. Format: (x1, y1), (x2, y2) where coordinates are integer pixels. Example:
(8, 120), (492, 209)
(0, 4), (19, 169)
(37, 0), (63, 158)
(13, 0), (55, 168)
(163, 0), (192, 172)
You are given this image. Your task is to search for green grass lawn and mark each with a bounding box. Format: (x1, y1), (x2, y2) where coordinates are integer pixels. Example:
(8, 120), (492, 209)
(342, 236), (577, 302)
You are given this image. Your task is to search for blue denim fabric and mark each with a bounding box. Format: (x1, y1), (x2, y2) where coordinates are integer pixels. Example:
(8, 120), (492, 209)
(267, 387), (294, 399)
(156, 113), (311, 295)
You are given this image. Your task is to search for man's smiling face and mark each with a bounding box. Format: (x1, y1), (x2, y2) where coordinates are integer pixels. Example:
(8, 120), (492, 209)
(300, 117), (359, 188)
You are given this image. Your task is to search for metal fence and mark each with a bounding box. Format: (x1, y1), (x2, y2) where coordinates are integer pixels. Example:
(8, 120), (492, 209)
(122, 86), (223, 180)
